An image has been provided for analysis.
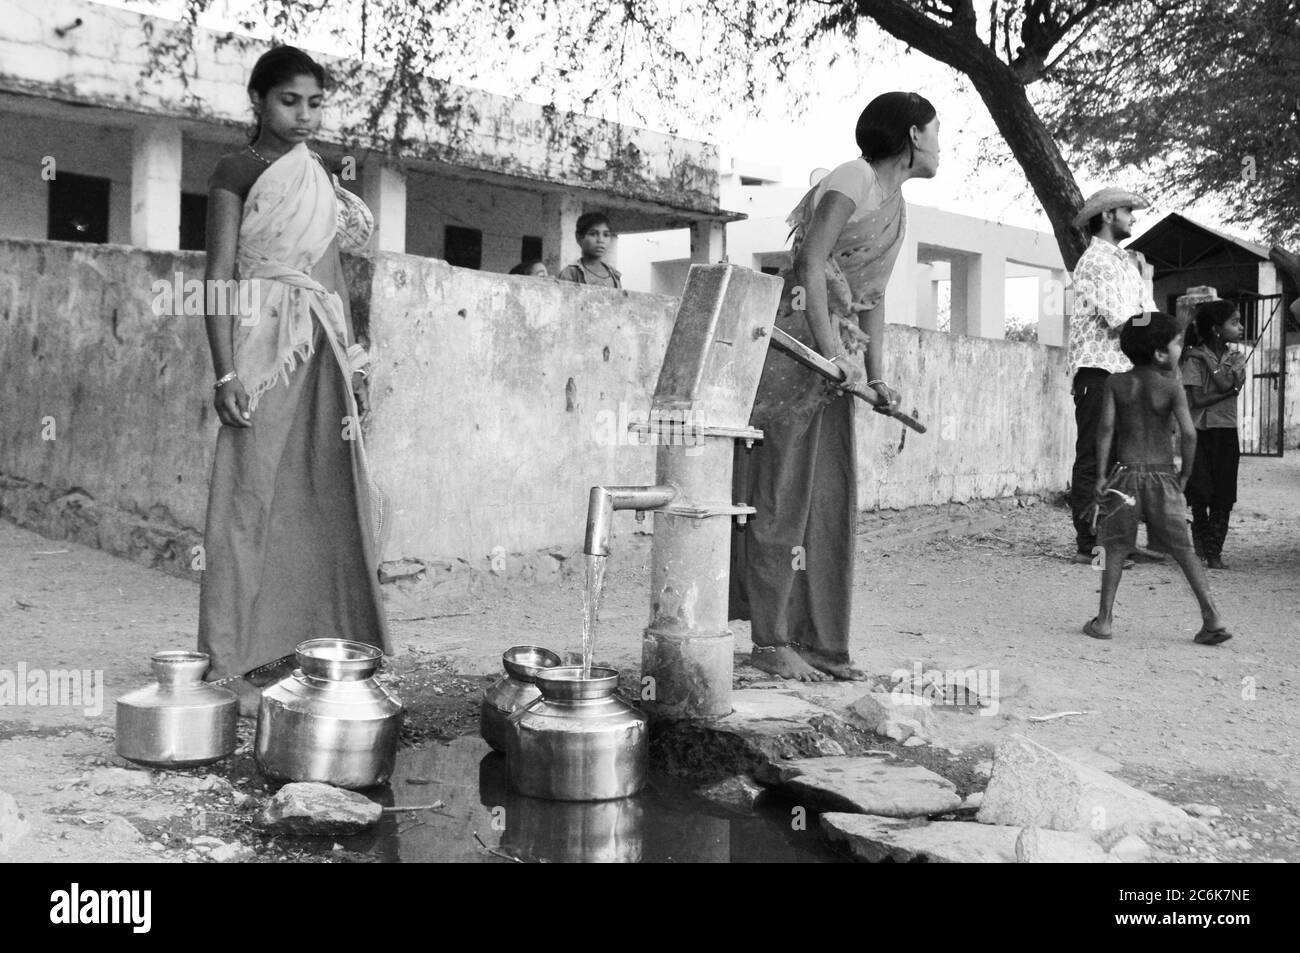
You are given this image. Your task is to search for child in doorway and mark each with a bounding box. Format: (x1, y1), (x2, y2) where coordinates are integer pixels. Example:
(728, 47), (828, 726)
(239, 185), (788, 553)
(556, 213), (622, 288)
(1084, 312), (1232, 645)
(1180, 300), (1246, 569)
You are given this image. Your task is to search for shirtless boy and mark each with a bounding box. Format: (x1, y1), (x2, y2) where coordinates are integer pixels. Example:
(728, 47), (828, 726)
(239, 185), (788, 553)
(1084, 312), (1232, 645)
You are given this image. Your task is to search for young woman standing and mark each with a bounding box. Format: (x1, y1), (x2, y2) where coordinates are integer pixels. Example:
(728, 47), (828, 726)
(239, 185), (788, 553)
(198, 46), (390, 714)
(730, 92), (939, 682)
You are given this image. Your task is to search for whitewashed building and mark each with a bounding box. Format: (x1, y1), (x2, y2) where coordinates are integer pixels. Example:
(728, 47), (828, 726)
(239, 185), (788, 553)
(0, 0), (735, 275)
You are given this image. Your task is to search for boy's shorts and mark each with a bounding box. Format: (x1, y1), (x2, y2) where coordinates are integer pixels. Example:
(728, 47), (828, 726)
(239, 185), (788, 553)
(1096, 464), (1195, 557)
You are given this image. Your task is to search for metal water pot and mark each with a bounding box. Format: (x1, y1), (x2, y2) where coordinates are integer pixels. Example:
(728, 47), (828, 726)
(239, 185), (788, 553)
(255, 639), (403, 790)
(115, 651), (237, 767)
(480, 646), (562, 752)
(506, 666), (648, 801)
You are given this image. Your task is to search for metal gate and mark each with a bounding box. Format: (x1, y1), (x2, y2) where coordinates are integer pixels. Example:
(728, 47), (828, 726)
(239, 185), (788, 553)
(1227, 293), (1286, 457)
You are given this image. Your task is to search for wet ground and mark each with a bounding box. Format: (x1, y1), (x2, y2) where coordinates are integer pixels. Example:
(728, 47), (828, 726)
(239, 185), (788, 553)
(2, 454), (1298, 863)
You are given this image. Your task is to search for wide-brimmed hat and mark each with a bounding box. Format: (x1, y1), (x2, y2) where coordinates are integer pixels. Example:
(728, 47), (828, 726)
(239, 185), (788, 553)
(1072, 188), (1151, 229)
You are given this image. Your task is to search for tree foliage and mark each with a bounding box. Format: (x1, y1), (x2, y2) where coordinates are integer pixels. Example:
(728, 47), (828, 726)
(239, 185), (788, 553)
(145, 0), (1297, 266)
(1042, 0), (1300, 247)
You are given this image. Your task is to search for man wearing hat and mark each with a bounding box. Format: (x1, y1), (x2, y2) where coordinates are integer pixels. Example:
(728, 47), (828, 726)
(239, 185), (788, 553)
(1067, 187), (1159, 564)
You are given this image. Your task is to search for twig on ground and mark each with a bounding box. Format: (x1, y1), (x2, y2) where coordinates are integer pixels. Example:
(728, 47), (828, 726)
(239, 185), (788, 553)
(382, 801), (448, 814)
(1027, 710), (1097, 722)
(474, 830), (524, 862)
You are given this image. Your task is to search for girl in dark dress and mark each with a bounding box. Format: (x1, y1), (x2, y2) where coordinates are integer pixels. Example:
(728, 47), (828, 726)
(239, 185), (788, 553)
(1181, 300), (1246, 569)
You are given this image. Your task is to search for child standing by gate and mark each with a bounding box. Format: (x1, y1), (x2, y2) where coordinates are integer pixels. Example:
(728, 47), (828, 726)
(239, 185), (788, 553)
(1181, 300), (1246, 569)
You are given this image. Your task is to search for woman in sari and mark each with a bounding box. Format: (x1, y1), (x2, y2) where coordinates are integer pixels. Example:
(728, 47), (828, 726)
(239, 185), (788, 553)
(198, 46), (390, 715)
(731, 92), (939, 682)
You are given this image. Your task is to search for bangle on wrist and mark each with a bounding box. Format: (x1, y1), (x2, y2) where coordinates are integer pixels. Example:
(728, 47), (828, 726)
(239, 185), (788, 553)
(867, 379), (888, 389)
(214, 371), (238, 390)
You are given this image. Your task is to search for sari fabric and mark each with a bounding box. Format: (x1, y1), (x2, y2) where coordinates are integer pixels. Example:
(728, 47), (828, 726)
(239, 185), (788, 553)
(731, 172), (906, 658)
(199, 143), (391, 680)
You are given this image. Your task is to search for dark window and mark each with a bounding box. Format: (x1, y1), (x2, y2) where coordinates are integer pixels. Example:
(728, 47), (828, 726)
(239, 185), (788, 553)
(48, 172), (110, 244)
(739, 176), (765, 186)
(760, 265), (781, 276)
(444, 225), (483, 269)
(180, 193), (208, 251)
(521, 235), (542, 262)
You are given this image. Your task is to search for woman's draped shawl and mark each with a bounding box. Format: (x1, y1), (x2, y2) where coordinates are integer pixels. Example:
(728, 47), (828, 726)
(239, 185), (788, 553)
(234, 142), (370, 410)
(232, 142), (388, 551)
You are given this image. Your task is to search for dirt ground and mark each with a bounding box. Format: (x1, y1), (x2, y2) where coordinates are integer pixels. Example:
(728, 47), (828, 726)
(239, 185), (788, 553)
(2, 454), (1297, 863)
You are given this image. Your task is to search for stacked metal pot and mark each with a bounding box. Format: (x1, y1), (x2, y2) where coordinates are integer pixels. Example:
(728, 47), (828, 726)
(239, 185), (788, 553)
(481, 646), (648, 802)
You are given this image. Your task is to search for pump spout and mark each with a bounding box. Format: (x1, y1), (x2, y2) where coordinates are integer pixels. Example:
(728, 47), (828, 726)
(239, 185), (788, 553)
(584, 485), (677, 557)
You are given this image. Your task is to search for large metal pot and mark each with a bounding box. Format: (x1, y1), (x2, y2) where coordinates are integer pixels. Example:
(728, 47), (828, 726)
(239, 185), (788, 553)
(255, 639), (403, 790)
(506, 666), (647, 801)
(480, 645), (562, 752)
(115, 651), (237, 767)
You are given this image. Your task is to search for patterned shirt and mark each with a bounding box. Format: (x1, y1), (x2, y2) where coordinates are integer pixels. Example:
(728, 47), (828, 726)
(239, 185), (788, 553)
(1067, 237), (1157, 375)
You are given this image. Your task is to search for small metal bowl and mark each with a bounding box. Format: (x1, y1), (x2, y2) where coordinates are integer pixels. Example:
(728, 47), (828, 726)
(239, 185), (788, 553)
(534, 665), (620, 701)
(501, 645), (562, 683)
(296, 638), (382, 682)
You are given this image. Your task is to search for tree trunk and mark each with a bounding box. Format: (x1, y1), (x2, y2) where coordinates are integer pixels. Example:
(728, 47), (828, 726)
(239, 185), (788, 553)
(962, 67), (1089, 271)
(852, 0), (1090, 270)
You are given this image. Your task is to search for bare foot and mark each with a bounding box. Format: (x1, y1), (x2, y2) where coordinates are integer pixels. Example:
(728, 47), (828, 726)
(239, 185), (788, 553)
(749, 646), (831, 682)
(794, 646), (872, 681)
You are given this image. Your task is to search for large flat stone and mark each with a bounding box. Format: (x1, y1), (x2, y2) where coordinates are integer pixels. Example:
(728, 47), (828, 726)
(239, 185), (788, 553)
(976, 734), (1204, 848)
(257, 782), (382, 835)
(763, 755), (961, 818)
(821, 813), (1107, 863)
(651, 689), (870, 782)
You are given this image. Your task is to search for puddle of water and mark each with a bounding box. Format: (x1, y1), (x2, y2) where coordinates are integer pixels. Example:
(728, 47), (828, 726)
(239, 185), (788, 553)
(335, 737), (848, 863)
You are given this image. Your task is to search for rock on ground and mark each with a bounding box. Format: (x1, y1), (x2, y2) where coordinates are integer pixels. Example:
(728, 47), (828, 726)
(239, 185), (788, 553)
(697, 775), (765, 813)
(976, 734), (1205, 848)
(81, 767), (154, 794)
(257, 782), (382, 835)
(1, 790), (31, 855)
(209, 842), (256, 863)
(821, 813), (1106, 863)
(762, 755), (961, 818)
(1110, 834), (1152, 862)
(847, 692), (935, 743)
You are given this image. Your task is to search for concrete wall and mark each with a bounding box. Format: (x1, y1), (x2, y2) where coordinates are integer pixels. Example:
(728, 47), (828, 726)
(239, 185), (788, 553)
(0, 239), (1072, 563)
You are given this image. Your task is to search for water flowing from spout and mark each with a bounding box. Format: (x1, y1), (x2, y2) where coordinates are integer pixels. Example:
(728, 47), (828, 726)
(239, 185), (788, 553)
(581, 553), (608, 678)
